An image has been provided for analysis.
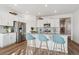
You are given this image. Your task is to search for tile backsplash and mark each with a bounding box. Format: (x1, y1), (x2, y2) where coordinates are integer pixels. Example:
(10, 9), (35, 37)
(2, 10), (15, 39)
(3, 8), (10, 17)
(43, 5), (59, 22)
(0, 25), (14, 33)
(0, 26), (6, 33)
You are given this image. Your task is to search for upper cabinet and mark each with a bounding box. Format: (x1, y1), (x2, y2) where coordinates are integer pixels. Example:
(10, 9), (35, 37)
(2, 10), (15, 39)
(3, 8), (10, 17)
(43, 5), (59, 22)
(0, 13), (13, 26)
(52, 19), (60, 27)
(37, 18), (60, 27)
(37, 20), (44, 27)
(0, 17), (13, 26)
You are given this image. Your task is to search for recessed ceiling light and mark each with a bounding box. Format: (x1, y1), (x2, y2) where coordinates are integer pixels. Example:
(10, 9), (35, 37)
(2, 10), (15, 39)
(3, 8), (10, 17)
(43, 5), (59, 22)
(14, 4), (17, 6)
(54, 10), (57, 13)
(45, 4), (48, 7)
(38, 12), (40, 15)
(26, 11), (29, 13)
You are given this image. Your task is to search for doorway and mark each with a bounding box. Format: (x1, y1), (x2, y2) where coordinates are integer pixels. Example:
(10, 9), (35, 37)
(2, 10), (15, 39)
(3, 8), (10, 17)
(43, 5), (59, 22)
(60, 17), (71, 40)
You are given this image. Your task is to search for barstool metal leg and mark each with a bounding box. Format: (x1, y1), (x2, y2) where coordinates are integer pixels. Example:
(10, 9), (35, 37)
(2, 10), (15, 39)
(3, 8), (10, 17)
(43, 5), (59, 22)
(61, 44), (62, 52)
(39, 41), (42, 54)
(55, 43), (57, 55)
(63, 44), (65, 54)
(29, 40), (32, 54)
(33, 40), (36, 54)
(27, 40), (33, 55)
(46, 41), (49, 55)
(53, 43), (55, 51)
(53, 43), (57, 55)
(54, 43), (57, 55)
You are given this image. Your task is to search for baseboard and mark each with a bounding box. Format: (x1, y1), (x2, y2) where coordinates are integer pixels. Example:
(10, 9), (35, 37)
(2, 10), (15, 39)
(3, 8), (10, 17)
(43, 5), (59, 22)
(72, 40), (79, 46)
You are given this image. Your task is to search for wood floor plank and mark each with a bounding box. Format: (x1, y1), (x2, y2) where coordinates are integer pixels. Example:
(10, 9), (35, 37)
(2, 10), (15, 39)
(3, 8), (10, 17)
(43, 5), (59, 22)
(0, 41), (27, 55)
(0, 40), (79, 55)
(68, 40), (79, 55)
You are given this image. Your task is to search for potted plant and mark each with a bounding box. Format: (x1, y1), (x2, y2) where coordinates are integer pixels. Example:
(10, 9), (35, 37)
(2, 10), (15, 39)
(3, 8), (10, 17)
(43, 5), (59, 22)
(31, 27), (34, 31)
(31, 27), (35, 33)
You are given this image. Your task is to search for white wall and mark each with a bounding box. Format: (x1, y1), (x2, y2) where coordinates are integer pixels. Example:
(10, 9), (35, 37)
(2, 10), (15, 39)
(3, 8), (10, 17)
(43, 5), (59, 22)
(24, 15), (36, 33)
(72, 10), (79, 44)
(46, 13), (73, 18)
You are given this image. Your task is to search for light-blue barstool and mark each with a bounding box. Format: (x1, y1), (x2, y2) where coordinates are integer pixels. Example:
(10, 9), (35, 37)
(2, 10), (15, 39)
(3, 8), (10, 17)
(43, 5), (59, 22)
(37, 34), (49, 54)
(51, 34), (65, 54)
(26, 33), (36, 54)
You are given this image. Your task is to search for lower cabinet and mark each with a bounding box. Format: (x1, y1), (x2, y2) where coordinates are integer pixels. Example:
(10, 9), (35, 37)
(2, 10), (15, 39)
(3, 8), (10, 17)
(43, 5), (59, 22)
(3, 34), (10, 47)
(0, 33), (16, 48)
(9, 33), (16, 45)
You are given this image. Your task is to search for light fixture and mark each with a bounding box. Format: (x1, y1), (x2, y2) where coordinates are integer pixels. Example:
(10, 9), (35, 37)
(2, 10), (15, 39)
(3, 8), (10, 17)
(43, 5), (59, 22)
(38, 12), (40, 15)
(14, 4), (17, 6)
(54, 10), (57, 13)
(25, 11), (29, 14)
(45, 4), (48, 7)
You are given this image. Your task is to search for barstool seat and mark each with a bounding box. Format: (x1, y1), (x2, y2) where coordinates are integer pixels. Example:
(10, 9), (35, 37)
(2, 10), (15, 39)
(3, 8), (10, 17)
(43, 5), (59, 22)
(37, 34), (49, 54)
(26, 33), (36, 55)
(51, 34), (65, 54)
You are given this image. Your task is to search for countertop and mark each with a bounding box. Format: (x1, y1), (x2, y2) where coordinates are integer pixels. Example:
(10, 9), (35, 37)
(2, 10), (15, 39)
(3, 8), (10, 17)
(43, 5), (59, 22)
(31, 33), (68, 36)
(0, 32), (16, 34)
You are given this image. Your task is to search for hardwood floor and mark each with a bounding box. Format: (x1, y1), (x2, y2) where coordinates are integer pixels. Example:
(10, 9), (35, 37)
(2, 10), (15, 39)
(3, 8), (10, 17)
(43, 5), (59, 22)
(0, 41), (66, 55)
(0, 41), (27, 55)
(68, 40), (79, 55)
(0, 40), (79, 55)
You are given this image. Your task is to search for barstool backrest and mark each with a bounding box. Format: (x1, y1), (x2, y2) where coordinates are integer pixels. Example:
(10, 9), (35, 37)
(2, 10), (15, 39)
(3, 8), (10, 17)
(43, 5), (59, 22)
(52, 34), (65, 44)
(37, 34), (48, 41)
(26, 33), (35, 40)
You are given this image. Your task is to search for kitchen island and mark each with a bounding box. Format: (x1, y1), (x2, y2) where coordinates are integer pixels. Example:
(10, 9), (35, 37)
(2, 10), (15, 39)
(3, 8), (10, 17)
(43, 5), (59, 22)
(27, 33), (68, 53)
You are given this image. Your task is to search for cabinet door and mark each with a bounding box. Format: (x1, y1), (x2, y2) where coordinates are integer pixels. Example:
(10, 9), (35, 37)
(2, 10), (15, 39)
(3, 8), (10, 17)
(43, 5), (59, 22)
(3, 34), (9, 47)
(9, 33), (16, 44)
(37, 20), (44, 27)
(7, 20), (13, 26)
(5, 16), (13, 26)
(0, 18), (7, 25)
(53, 19), (60, 27)
(0, 16), (13, 26)
(0, 35), (3, 47)
(0, 16), (4, 25)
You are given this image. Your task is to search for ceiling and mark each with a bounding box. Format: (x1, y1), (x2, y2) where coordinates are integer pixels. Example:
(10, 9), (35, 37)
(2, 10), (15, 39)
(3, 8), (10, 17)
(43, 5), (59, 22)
(0, 4), (79, 16)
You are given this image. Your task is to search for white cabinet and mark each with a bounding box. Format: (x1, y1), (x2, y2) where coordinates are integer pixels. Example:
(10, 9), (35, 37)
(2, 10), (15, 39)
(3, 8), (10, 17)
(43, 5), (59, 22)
(0, 33), (16, 48)
(9, 33), (16, 45)
(0, 34), (4, 47)
(0, 19), (13, 26)
(0, 18), (6, 26)
(37, 18), (60, 27)
(0, 14), (13, 26)
(37, 20), (44, 27)
(3, 34), (9, 47)
(52, 19), (60, 27)
(5, 16), (13, 26)
(37, 18), (60, 34)
(8, 20), (13, 26)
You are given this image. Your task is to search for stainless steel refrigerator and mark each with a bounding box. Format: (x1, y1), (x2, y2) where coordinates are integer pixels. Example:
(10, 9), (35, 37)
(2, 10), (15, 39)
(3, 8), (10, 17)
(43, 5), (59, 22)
(13, 21), (26, 43)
